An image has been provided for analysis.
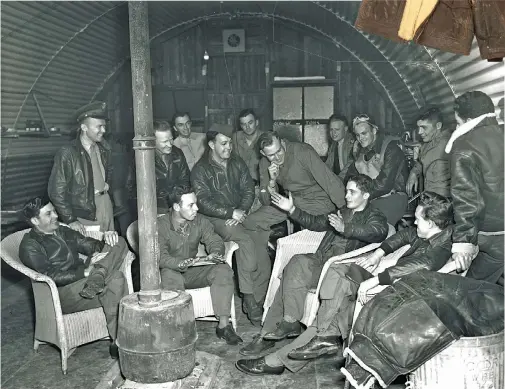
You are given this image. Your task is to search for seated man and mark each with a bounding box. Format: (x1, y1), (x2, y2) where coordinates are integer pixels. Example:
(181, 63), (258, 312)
(243, 131), (346, 236)
(19, 196), (129, 358)
(236, 191), (453, 376)
(157, 187), (242, 345)
(346, 114), (409, 226)
(127, 120), (190, 215)
(191, 123), (271, 326)
(237, 175), (388, 362)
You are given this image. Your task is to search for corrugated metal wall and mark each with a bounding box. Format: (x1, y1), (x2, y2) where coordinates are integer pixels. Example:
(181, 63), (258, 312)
(1, 1), (503, 220)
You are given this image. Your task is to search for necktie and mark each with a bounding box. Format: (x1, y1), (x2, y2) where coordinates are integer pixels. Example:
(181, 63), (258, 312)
(90, 145), (106, 192)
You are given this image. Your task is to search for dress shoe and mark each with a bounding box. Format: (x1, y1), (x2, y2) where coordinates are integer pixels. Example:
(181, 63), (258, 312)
(239, 334), (276, 356)
(235, 356), (285, 376)
(109, 342), (119, 359)
(263, 320), (302, 341)
(242, 294), (263, 325)
(288, 335), (343, 360)
(216, 324), (243, 345)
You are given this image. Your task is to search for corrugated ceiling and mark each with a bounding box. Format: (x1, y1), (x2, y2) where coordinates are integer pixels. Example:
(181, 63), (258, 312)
(1, 1), (503, 131)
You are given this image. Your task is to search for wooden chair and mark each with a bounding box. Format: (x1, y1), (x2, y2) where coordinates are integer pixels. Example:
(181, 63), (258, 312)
(126, 218), (239, 329)
(0, 228), (135, 374)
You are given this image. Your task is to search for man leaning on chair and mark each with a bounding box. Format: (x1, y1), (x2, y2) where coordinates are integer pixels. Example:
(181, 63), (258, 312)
(19, 196), (130, 359)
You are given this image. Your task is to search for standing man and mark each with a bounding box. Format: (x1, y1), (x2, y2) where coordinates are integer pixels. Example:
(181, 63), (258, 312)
(447, 91), (504, 283)
(157, 187), (242, 345)
(346, 114), (409, 226)
(406, 107), (451, 198)
(233, 109), (264, 213)
(243, 131), (346, 236)
(127, 121), (190, 214)
(191, 124), (272, 325)
(19, 196), (129, 358)
(172, 112), (206, 170)
(325, 114), (355, 178)
(48, 101), (115, 234)
(233, 109), (264, 183)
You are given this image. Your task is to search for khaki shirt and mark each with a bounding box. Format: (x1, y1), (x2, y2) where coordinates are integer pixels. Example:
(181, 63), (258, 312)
(232, 130), (262, 182)
(173, 132), (206, 171)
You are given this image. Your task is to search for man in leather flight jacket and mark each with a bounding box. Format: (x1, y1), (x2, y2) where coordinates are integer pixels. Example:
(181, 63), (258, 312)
(126, 120), (190, 215)
(48, 102), (115, 234)
(191, 123), (271, 326)
(448, 91), (504, 283)
(235, 175), (388, 376)
(346, 115), (409, 226)
(19, 197), (130, 359)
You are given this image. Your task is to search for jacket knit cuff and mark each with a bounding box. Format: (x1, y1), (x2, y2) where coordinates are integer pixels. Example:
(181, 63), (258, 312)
(379, 242), (394, 255)
(290, 207), (302, 221)
(377, 270), (391, 286)
(452, 242), (478, 255)
(76, 264), (86, 280)
(343, 224), (353, 238)
(225, 208), (234, 219)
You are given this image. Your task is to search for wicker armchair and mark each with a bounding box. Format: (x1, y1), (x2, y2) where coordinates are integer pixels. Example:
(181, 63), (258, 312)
(262, 224), (396, 326)
(126, 218), (239, 329)
(0, 228), (135, 374)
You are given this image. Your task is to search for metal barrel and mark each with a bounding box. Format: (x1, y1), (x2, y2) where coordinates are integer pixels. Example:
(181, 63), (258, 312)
(117, 290), (197, 384)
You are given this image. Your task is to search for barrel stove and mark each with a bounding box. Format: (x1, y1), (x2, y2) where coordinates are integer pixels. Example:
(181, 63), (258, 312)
(117, 291), (197, 384)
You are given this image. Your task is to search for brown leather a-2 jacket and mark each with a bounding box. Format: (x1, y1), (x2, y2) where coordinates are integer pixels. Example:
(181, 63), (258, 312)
(127, 146), (190, 210)
(450, 117), (504, 245)
(48, 138), (113, 224)
(191, 152), (255, 219)
(19, 225), (105, 287)
(377, 225), (453, 285)
(355, 0), (505, 61)
(289, 203), (389, 256)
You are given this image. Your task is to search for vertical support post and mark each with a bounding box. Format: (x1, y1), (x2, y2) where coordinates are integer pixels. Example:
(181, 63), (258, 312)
(128, 1), (161, 306)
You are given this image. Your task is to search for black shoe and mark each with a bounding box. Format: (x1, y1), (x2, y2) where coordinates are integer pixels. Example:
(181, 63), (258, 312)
(263, 320), (302, 341)
(235, 356), (285, 376)
(109, 342), (119, 359)
(216, 324), (243, 345)
(288, 335), (343, 360)
(239, 334), (276, 356)
(242, 294), (263, 325)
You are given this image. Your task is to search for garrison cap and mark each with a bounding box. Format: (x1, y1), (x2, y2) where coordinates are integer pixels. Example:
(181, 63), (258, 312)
(207, 123), (234, 138)
(76, 101), (108, 123)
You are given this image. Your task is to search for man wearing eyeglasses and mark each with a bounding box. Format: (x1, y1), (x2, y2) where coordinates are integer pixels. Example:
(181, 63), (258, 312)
(172, 112), (206, 171)
(346, 114), (409, 226)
